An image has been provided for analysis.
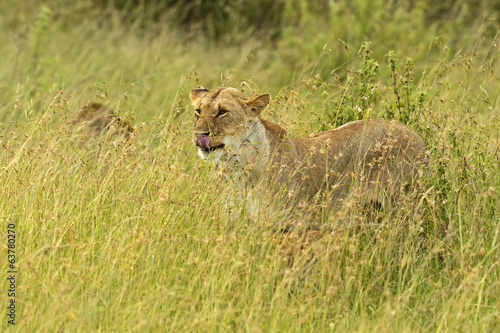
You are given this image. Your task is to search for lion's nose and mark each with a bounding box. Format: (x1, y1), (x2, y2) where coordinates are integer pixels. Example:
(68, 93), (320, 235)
(194, 133), (210, 149)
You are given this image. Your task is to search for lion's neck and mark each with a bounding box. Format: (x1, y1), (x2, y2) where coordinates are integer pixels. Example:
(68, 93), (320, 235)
(259, 118), (290, 142)
(220, 118), (297, 217)
(232, 118), (271, 170)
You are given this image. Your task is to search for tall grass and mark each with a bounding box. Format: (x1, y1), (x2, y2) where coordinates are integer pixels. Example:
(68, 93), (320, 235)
(1, 0), (499, 331)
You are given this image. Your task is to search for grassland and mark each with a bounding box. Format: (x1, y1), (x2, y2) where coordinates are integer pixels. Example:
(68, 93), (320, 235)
(1, 0), (499, 331)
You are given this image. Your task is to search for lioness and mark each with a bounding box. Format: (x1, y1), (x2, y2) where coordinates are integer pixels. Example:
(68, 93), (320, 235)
(191, 86), (426, 218)
(74, 103), (135, 141)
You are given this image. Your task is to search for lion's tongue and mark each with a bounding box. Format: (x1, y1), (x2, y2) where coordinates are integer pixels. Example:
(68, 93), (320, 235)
(195, 134), (210, 149)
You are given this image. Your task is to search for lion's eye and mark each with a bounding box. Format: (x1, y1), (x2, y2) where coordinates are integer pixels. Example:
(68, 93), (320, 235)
(194, 109), (201, 117)
(217, 109), (228, 117)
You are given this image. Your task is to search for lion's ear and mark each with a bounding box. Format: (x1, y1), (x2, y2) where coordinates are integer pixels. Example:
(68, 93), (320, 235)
(245, 93), (271, 117)
(190, 86), (210, 106)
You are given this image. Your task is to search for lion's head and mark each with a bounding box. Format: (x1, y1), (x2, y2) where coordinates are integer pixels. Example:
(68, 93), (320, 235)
(190, 86), (271, 161)
(74, 103), (135, 142)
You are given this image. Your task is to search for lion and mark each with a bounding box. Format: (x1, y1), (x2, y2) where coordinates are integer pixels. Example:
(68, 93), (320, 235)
(190, 86), (427, 220)
(73, 103), (135, 141)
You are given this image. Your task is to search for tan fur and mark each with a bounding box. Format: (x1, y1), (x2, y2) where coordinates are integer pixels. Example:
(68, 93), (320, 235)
(74, 103), (135, 141)
(190, 86), (427, 216)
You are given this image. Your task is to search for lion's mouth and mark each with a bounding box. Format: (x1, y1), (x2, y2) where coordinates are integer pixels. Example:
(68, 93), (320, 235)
(200, 144), (225, 153)
(195, 134), (225, 154)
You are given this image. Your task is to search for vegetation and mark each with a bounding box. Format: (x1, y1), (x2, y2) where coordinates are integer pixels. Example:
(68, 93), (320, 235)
(1, 0), (499, 331)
